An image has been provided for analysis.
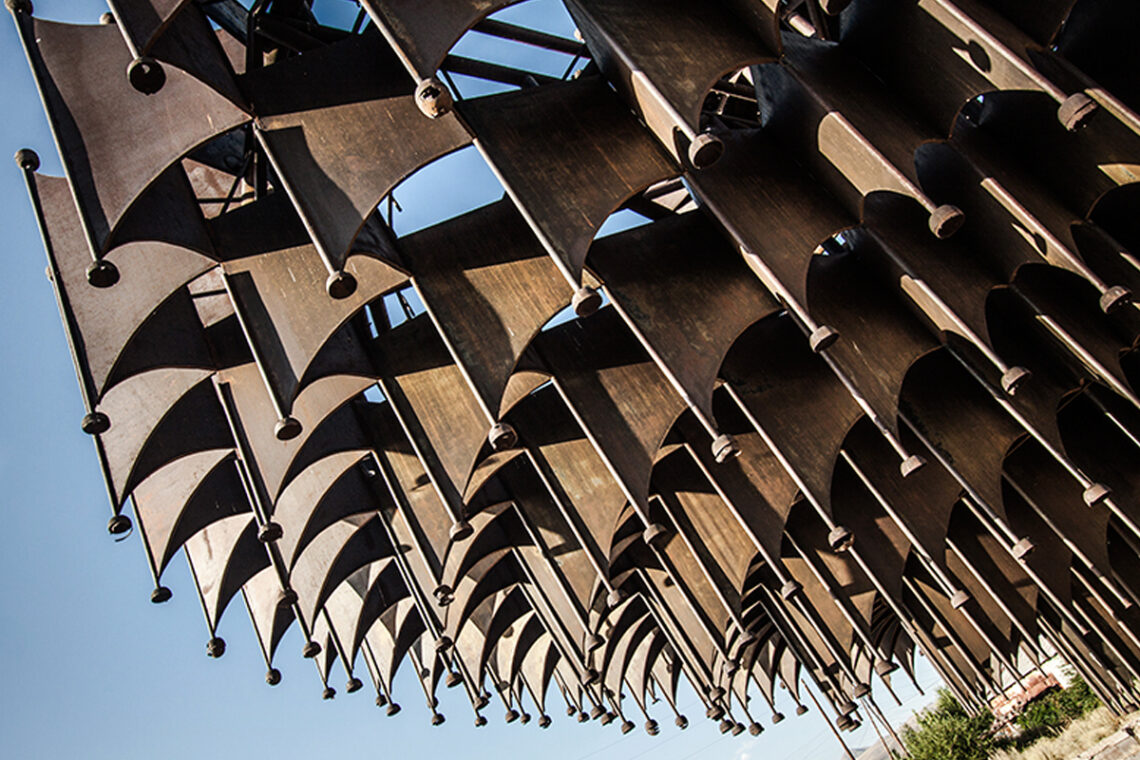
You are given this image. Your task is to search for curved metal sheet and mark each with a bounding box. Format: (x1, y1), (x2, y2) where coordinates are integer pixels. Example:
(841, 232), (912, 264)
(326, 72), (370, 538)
(186, 512), (266, 632)
(807, 235), (941, 437)
(224, 243), (406, 407)
(401, 200), (568, 415)
(33, 172), (216, 398)
(897, 348), (1024, 519)
(534, 307), (687, 517)
(274, 449), (375, 567)
(16, 15), (249, 252)
(689, 130), (853, 307)
(243, 565), (296, 664)
(840, 0), (1056, 131)
(566, 0), (774, 131)
(221, 363), (375, 500)
(290, 513), (396, 621)
(376, 314), (489, 497)
(97, 367), (232, 505)
(653, 447), (753, 600)
(360, 0), (520, 79)
(257, 89), (469, 271)
(590, 211), (779, 425)
(721, 314), (864, 513)
(459, 76), (676, 283)
(132, 448), (242, 577)
(505, 384), (627, 565)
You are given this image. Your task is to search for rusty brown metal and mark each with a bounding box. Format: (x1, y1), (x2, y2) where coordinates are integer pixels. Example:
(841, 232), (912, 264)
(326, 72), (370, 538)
(16, 0), (1140, 735)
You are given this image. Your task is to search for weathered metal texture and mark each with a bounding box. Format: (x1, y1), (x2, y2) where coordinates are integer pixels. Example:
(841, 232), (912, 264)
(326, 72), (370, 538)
(132, 448), (243, 578)
(359, 0), (519, 80)
(223, 242), (404, 408)
(721, 314), (863, 514)
(221, 363), (375, 500)
(460, 76), (676, 284)
(897, 349), (1022, 519)
(33, 172), (216, 399)
(534, 308), (687, 520)
(589, 211), (779, 426)
(17, 0), (1140, 735)
(841, 0), (1072, 133)
(243, 565), (297, 665)
(807, 234), (941, 438)
(290, 513), (395, 622)
(566, 0), (772, 163)
(184, 513), (267, 634)
(251, 34), (470, 272)
(755, 43), (940, 227)
(689, 130), (852, 308)
(399, 201), (568, 416)
(373, 314), (489, 496)
(14, 15), (248, 253)
(97, 368), (233, 506)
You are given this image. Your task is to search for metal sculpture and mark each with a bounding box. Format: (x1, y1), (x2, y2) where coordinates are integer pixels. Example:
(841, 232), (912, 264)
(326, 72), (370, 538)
(10, 0), (1140, 745)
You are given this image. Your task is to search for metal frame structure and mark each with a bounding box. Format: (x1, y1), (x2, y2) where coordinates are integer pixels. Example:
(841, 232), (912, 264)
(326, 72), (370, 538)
(9, 0), (1140, 743)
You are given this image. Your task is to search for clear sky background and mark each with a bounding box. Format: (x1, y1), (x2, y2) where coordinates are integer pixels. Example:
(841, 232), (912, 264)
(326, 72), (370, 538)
(0, 1), (938, 758)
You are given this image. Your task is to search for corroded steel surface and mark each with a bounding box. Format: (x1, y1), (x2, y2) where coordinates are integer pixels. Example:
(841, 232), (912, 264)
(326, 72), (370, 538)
(11, 0), (1140, 739)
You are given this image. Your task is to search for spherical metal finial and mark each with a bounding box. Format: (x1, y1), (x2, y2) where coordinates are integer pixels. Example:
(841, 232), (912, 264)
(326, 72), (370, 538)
(796, 703), (809, 716)
(274, 416), (302, 441)
(302, 640), (321, 658)
(107, 514), (132, 535)
(266, 668), (282, 686)
(771, 711), (785, 724)
(828, 524), (854, 552)
(206, 637), (226, 658)
(99, 11), (114, 24)
(711, 433), (739, 463)
(488, 421), (518, 450)
(431, 712), (446, 726)
(325, 270), (357, 299)
(1058, 92), (1097, 131)
(675, 715), (688, 729)
(644, 719), (658, 735)
(445, 671), (463, 688)
(504, 709), (519, 723)
(81, 411), (110, 435)
(322, 687), (336, 700)
(687, 132), (724, 170)
(474, 715), (487, 727)
(1001, 366), (1031, 395)
(642, 522), (668, 547)
(346, 677), (363, 693)
(449, 520), (473, 542)
(1100, 286), (1131, 314)
(571, 286), (602, 317)
(621, 720), (635, 734)
(928, 205), (965, 238)
(86, 259), (120, 288)
(127, 57), (166, 95)
(416, 77), (453, 119)
(150, 586), (172, 604)
(749, 722), (763, 735)
(257, 521), (283, 543)
(14, 148), (39, 171)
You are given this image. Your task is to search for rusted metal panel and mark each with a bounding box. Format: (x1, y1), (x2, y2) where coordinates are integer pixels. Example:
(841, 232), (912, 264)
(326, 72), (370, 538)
(15, 15), (248, 253)
(589, 212), (779, 426)
(400, 201), (567, 416)
(460, 77), (676, 284)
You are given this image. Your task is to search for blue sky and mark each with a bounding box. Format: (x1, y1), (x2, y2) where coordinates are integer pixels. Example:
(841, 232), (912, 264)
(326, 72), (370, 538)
(0, 2), (937, 758)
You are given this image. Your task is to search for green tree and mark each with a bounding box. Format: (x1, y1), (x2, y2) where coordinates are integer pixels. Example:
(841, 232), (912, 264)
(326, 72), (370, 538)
(900, 690), (998, 760)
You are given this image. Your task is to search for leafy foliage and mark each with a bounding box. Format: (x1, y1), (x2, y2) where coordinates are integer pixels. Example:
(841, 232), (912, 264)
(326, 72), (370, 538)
(899, 676), (1101, 760)
(900, 690), (999, 760)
